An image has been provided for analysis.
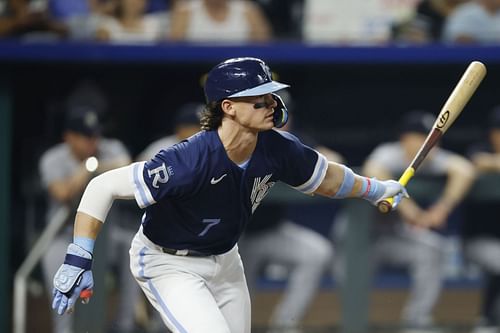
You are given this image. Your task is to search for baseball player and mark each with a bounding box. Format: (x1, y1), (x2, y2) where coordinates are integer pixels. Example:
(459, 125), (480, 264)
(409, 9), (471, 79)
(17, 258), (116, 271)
(464, 106), (500, 333)
(238, 91), (342, 333)
(51, 57), (408, 333)
(135, 102), (203, 332)
(39, 106), (141, 333)
(344, 110), (476, 332)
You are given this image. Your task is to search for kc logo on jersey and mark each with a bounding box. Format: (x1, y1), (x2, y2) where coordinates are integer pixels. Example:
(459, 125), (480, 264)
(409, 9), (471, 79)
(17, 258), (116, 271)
(147, 163), (174, 188)
(251, 174), (275, 213)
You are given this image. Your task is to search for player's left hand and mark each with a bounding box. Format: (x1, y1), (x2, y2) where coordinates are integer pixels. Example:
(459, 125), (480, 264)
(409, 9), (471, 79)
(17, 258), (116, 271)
(52, 243), (94, 315)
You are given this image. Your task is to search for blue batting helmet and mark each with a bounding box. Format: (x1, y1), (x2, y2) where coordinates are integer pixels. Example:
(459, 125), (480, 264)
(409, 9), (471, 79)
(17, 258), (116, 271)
(204, 57), (290, 103)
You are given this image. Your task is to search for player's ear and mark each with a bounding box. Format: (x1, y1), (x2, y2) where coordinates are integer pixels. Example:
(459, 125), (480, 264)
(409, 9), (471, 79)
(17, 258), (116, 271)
(220, 99), (236, 117)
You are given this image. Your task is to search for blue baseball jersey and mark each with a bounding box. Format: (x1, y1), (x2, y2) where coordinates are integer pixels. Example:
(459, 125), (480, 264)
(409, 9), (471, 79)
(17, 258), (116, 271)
(131, 129), (328, 254)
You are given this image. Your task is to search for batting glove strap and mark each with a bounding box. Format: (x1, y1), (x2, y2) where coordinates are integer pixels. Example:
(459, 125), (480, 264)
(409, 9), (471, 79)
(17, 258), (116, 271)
(64, 254), (92, 271)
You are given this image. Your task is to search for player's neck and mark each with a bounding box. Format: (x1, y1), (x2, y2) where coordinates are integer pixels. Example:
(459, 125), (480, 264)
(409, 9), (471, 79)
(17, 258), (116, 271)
(217, 125), (257, 164)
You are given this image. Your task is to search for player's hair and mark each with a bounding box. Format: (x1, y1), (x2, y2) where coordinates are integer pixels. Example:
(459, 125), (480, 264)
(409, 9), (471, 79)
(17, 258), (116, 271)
(200, 102), (223, 131)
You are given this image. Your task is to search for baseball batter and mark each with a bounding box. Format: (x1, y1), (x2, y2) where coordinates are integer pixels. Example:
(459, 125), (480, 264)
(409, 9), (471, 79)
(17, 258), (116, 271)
(51, 57), (408, 333)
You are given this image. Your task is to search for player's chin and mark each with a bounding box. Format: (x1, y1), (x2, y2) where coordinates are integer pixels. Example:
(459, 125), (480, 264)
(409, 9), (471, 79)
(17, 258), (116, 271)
(262, 115), (275, 128)
(260, 119), (275, 130)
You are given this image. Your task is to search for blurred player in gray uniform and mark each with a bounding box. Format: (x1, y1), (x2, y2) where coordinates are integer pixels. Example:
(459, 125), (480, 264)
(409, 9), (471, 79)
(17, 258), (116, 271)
(348, 110), (475, 332)
(238, 91), (342, 333)
(464, 107), (500, 333)
(50, 57), (408, 333)
(39, 106), (141, 333)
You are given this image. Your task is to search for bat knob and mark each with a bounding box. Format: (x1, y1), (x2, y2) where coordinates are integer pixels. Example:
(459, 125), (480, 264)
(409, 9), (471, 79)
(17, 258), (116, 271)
(80, 289), (93, 304)
(377, 200), (392, 214)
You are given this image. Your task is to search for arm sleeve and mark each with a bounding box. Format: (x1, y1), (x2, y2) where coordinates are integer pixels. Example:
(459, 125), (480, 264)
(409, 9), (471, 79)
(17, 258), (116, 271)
(77, 164), (135, 222)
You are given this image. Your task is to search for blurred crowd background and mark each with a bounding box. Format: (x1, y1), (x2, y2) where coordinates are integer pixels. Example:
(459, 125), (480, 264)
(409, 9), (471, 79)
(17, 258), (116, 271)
(1, 0), (500, 44)
(2, 0), (500, 333)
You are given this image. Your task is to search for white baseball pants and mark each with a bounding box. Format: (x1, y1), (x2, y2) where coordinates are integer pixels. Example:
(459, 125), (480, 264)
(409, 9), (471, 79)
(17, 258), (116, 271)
(130, 226), (251, 333)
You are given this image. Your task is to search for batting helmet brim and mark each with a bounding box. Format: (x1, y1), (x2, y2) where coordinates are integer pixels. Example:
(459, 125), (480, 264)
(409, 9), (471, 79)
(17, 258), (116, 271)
(227, 81), (290, 99)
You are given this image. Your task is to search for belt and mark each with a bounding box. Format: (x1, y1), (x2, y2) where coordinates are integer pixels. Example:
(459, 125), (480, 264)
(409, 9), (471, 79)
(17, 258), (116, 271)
(161, 247), (209, 257)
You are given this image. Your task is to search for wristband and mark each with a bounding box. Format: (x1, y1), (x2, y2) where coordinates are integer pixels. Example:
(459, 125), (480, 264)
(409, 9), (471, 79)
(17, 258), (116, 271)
(360, 177), (371, 198)
(74, 236), (95, 254)
(360, 177), (384, 202)
(333, 166), (355, 198)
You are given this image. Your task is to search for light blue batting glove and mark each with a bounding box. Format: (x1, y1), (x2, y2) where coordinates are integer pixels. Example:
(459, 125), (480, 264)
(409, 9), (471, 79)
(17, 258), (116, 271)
(362, 178), (409, 210)
(52, 243), (94, 315)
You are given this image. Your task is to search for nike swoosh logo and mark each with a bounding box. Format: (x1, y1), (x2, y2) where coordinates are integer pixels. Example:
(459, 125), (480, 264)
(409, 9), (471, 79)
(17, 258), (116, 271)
(210, 174), (227, 185)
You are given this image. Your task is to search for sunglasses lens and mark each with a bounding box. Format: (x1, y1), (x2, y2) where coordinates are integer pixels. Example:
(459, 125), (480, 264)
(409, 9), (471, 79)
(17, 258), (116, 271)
(253, 102), (268, 109)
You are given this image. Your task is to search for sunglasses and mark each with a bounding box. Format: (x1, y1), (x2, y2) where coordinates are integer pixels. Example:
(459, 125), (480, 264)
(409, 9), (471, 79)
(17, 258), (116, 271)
(230, 95), (275, 109)
(253, 101), (274, 109)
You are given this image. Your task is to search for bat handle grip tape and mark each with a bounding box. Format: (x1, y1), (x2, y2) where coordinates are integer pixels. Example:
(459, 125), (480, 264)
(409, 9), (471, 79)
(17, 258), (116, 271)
(377, 167), (415, 213)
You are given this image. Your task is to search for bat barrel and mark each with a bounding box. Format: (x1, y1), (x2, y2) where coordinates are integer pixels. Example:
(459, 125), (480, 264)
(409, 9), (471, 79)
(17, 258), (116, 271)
(376, 61), (486, 214)
(431, 61), (486, 134)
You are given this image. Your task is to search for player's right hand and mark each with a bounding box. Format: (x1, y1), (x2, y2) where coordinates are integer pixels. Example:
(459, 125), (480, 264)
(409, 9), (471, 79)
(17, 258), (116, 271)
(378, 179), (409, 209)
(52, 243), (94, 315)
(364, 178), (409, 210)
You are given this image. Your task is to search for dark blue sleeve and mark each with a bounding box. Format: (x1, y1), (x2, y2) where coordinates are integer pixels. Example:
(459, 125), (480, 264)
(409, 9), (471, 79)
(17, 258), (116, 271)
(274, 131), (328, 194)
(131, 142), (198, 208)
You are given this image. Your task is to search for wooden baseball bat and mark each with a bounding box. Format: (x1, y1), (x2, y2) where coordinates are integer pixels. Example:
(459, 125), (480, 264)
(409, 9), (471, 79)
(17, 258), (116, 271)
(378, 61), (487, 213)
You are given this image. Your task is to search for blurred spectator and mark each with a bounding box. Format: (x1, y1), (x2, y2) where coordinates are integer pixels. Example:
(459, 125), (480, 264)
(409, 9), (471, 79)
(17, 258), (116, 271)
(334, 110), (476, 332)
(254, 0), (304, 40)
(0, 0), (68, 38)
(146, 0), (172, 12)
(394, 0), (469, 43)
(442, 0), (500, 43)
(95, 0), (169, 43)
(137, 101), (203, 161)
(49, 0), (116, 19)
(463, 106), (500, 333)
(168, 0), (272, 43)
(238, 91), (341, 333)
(46, 0), (116, 40)
(302, 0), (420, 45)
(39, 105), (142, 333)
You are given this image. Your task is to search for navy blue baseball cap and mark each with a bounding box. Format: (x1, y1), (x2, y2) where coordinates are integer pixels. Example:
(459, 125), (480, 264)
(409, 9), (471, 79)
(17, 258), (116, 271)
(64, 106), (101, 137)
(204, 57), (290, 103)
